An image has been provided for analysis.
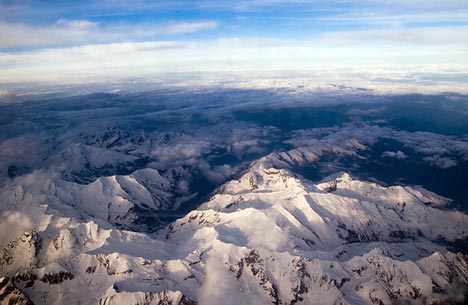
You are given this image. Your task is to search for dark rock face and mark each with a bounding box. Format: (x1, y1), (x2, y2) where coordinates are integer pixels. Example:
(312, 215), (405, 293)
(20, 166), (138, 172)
(289, 258), (311, 305)
(97, 290), (197, 305)
(228, 250), (281, 305)
(0, 277), (34, 305)
(179, 295), (198, 305)
(325, 180), (337, 192)
(0, 231), (43, 275)
(40, 271), (75, 285)
(13, 272), (37, 288)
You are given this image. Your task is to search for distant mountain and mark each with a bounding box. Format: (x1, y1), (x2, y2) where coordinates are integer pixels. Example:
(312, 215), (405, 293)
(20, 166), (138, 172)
(43, 143), (143, 183)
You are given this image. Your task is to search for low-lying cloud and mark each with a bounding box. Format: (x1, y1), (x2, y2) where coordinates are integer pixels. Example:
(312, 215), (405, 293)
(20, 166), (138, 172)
(382, 150), (408, 160)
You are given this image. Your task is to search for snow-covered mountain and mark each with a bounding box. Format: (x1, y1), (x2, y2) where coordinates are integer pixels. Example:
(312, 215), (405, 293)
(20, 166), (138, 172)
(0, 166), (198, 232)
(43, 143), (141, 183)
(1, 90), (468, 305)
(1, 159), (467, 305)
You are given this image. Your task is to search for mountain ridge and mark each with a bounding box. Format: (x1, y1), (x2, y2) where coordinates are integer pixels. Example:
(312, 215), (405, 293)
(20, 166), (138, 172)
(1, 160), (467, 305)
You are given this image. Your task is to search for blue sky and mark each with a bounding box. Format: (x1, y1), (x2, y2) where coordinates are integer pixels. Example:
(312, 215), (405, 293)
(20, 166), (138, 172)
(0, 0), (467, 86)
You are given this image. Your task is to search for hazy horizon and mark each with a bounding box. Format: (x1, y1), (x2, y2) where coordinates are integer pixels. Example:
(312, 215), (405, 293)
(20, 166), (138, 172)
(1, 0), (467, 94)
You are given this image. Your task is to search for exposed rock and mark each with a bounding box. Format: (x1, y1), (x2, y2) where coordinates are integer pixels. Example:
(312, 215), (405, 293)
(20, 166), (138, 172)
(0, 277), (34, 305)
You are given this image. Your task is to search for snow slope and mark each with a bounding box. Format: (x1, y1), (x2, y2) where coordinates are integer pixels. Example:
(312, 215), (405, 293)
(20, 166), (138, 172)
(0, 166), (198, 233)
(1, 158), (468, 305)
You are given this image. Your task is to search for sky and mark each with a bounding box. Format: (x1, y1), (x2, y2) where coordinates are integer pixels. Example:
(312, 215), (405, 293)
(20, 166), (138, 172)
(0, 0), (467, 89)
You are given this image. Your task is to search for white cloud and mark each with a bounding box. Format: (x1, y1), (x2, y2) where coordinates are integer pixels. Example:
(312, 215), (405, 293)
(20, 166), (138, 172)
(320, 26), (468, 46)
(347, 107), (386, 116)
(55, 19), (100, 29)
(163, 21), (218, 34)
(381, 150), (408, 159)
(198, 248), (246, 305)
(190, 0), (468, 12)
(367, 0), (468, 10)
(0, 20), (217, 49)
(284, 123), (467, 171)
(0, 20), (103, 49)
(423, 156), (458, 169)
(311, 12), (468, 25)
(0, 35), (467, 92)
(0, 211), (32, 249)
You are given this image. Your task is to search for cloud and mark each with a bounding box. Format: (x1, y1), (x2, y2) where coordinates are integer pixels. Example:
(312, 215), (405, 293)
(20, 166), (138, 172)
(0, 34), (467, 91)
(0, 20), (103, 49)
(284, 123), (468, 171)
(423, 156), (458, 169)
(320, 26), (468, 46)
(381, 150), (408, 159)
(151, 142), (212, 165)
(55, 19), (100, 29)
(0, 20), (218, 49)
(163, 21), (218, 34)
(0, 211), (33, 249)
(198, 247), (246, 305)
(347, 107), (386, 116)
(189, 0), (468, 12)
(309, 12), (468, 25)
(364, 0), (468, 10)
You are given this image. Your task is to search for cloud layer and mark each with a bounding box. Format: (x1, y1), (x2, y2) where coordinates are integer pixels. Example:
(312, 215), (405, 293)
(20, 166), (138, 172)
(0, 0), (467, 88)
